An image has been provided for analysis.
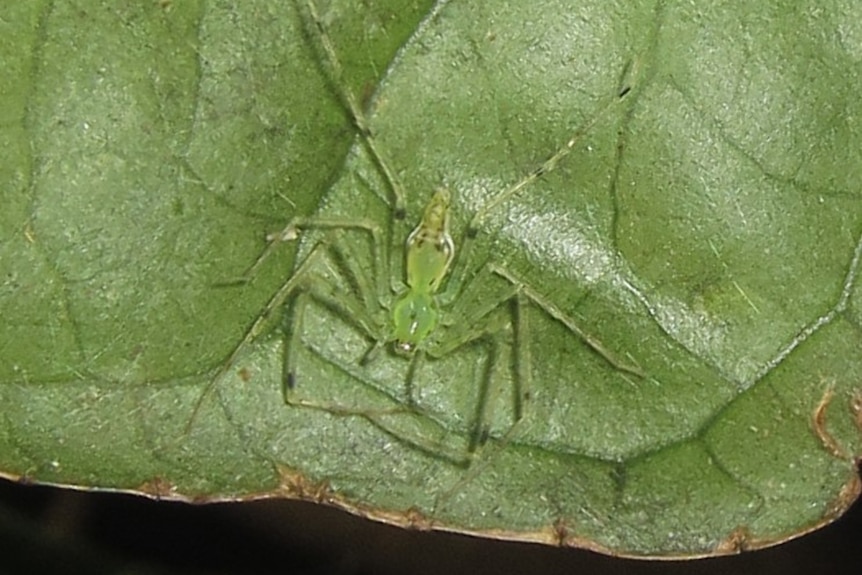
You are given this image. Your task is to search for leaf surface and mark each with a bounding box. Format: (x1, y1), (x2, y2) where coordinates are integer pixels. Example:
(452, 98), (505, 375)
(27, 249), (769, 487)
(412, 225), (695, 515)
(1, 0), (861, 557)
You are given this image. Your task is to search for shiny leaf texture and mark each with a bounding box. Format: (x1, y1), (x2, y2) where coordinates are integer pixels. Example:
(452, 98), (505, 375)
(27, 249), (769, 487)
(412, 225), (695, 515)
(1, 0), (861, 557)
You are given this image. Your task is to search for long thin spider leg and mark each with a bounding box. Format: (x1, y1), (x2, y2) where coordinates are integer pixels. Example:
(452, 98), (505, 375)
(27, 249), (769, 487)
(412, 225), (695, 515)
(490, 263), (645, 378)
(300, 291), (521, 470)
(388, 199), (409, 296)
(469, 58), (640, 235)
(285, 331), (471, 460)
(441, 69), (638, 305)
(433, 257), (647, 516)
(427, 287), (532, 515)
(429, 282), (528, 430)
(356, 310), (514, 471)
(327, 228), (382, 313)
(185, 242), (330, 434)
(283, 285), (390, 413)
(245, 217), (388, 308)
(299, 0), (406, 219)
(422, 278), (522, 437)
(299, 0), (412, 296)
(511, 289), (529, 424)
(403, 347), (422, 408)
(353, 169), (407, 295)
(466, 331), (502, 454)
(187, 223), (388, 434)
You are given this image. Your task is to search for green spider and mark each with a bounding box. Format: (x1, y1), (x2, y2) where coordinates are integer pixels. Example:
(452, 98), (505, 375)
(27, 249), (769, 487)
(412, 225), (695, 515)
(200, 0), (643, 464)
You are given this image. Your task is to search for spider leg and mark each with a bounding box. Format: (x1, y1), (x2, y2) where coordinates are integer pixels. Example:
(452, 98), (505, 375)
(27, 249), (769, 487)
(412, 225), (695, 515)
(186, 223), (388, 433)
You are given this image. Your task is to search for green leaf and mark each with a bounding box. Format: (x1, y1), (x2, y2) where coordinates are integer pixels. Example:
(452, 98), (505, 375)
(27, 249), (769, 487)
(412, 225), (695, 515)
(2, 0), (861, 558)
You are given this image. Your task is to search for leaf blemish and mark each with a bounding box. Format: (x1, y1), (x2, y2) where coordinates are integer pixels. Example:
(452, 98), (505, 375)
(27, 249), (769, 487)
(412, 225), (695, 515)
(811, 382), (849, 460)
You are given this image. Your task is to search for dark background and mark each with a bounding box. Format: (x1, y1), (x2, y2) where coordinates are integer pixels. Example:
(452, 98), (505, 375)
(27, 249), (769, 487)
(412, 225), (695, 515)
(0, 472), (860, 575)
